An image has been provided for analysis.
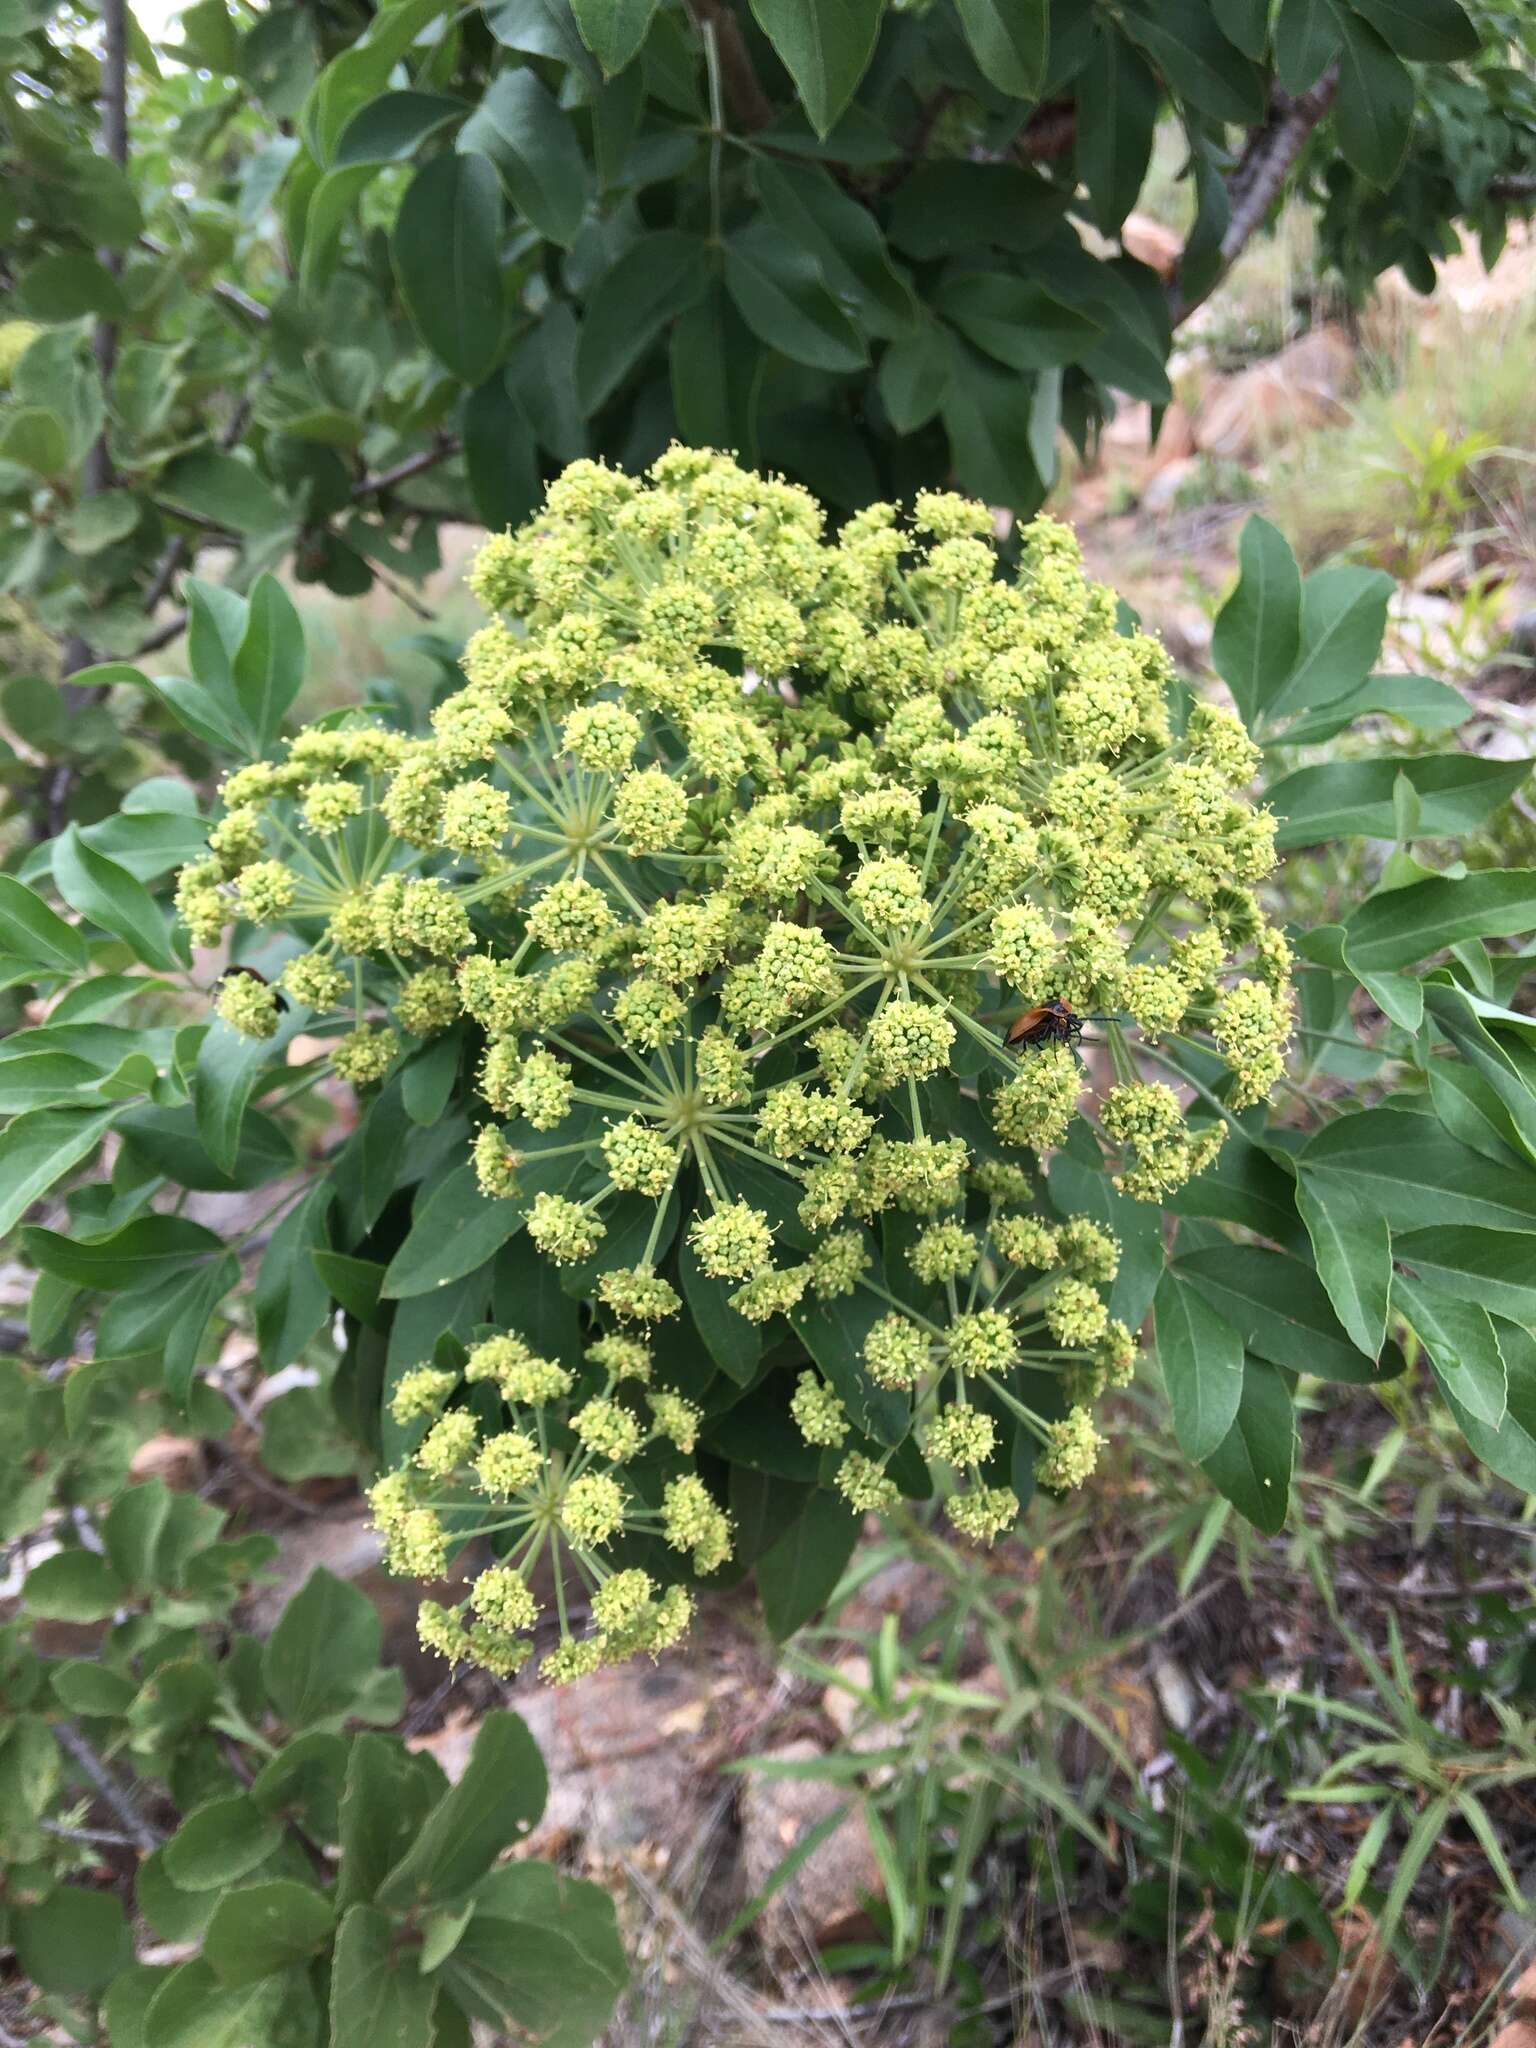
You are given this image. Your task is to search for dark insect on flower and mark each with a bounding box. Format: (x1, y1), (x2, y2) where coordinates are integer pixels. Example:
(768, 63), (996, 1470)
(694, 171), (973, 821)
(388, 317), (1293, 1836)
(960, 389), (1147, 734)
(215, 964), (289, 1013)
(1006, 997), (1086, 1052)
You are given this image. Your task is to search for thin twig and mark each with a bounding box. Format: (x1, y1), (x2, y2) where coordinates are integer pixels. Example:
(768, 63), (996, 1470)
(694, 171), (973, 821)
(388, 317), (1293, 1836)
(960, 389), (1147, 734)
(1169, 66), (1340, 325)
(54, 1722), (161, 1853)
(683, 0), (774, 132)
(139, 234), (270, 323)
(351, 436), (462, 500)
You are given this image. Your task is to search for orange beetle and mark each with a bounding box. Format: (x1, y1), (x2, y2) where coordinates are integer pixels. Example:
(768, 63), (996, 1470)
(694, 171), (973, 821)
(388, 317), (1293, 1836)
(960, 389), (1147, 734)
(1006, 996), (1085, 1053)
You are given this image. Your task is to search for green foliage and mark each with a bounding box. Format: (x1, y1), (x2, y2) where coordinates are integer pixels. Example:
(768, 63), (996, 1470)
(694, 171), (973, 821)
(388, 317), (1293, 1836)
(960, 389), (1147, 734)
(1, 0), (1533, 761)
(1, 1503), (625, 2045)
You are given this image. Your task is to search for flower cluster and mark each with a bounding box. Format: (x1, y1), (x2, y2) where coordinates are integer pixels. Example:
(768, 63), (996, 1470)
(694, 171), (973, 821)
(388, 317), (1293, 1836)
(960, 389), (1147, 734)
(179, 450), (1292, 1676)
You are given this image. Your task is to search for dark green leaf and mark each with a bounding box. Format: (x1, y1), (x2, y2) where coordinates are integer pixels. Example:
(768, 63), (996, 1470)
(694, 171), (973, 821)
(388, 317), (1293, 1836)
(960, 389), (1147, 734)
(1332, 8), (1414, 186)
(724, 223), (868, 373)
(877, 323), (949, 432)
(1394, 1271), (1507, 1427)
(1155, 1267), (1244, 1460)
(1211, 515), (1302, 729)
(337, 1732), (446, 1910)
(203, 1881), (336, 1987)
(790, 1281), (909, 1445)
(1344, 871), (1536, 975)
(1267, 564), (1395, 720)
(757, 1489), (861, 1640)
(572, 0), (659, 72)
(1120, 0), (1266, 119)
(1299, 1105), (1536, 1233)
(575, 230), (706, 410)
(1177, 1243), (1399, 1382)
(159, 452), (288, 535)
(1269, 753), (1531, 849)
(53, 826), (178, 970)
(24, 1215), (224, 1291)
(381, 1163), (525, 1298)
(334, 89), (468, 167)
(1394, 1226), (1536, 1329)
(1294, 1169), (1390, 1361)
(460, 67), (589, 246)
(755, 157), (915, 338)
(1074, 28), (1157, 236)
(1276, 0), (1341, 88)
(0, 873), (90, 975)
(955, 0), (1048, 96)
(393, 152), (506, 385)
(12, 1886), (131, 1994)
(255, 1183), (335, 1371)
(0, 1105), (117, 1239)
(330, 1905), (437, 2048)
(232, 573), (306, 752)
(944, 273), (1103, 370)
(747, 0), (885, 137)
(1349, 0), (1477, 59)
(669, 283), (764, 463)
(1200, 1356), (1294, 1534)
(377, 1711), (547, 1909)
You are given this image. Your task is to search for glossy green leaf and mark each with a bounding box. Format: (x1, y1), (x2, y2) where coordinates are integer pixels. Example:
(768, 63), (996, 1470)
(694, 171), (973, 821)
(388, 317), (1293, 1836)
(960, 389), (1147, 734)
(1267, 564), (1395, 720)
(377, 1711), (547, 1908)
(1299, 1105), (1536, 1234)
(669, 284), (765, 463)
(747, 0), (885, 137)
(0, 873), (89, 975)
(381, 1163), (525, 1297)
(53, 826), (178, 970)
(460, 67), (589, 246)
(1155, 1267), (1244, 1461)
(1211, 515), (1302, 729)
(1393, 1226), (1536, 1330)
(393, 151), (506, 385)
(1394, 1271), (1507, 1428)
(334, 89), (468, 166)
(575, 230), (706, 410)
(1436, 1319), (1536, 1492)
(0, 1105), (117, 1240)
(724, 223), (868, 373)
(330, 1905), (437, 2048)
(1294, 1169), (1391, 1361)
(24, 1214), (225, 1291)
(1333, 9), (1415, 186)
(1269, 753), (1530, 849)
(758, 1489), (861, 1641)
(203, 1881), (336, 1988)
(1344, 870), (1536, 974)
(755, 158), (915, 338)
(955, 0), (1048, 96)
(571, 0), (659, 73)
(1199, 1356), (1294, 1534)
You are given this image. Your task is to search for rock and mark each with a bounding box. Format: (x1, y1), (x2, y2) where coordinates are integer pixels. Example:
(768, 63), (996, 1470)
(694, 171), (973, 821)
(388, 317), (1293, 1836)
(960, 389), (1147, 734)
(1122, 213), (1183, 281)
(739, 1739), (884, 1951)
(833, 1549), (960, 1643)
(1414, 546), (1470, 593)
(1490, 2025), (1536, 2048)
(1193, 325), (1354, 462)
(1514, 1956), (1536, 2008)
(1139, 457), (1198, 516)
(1152, 397), (1197, 466)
